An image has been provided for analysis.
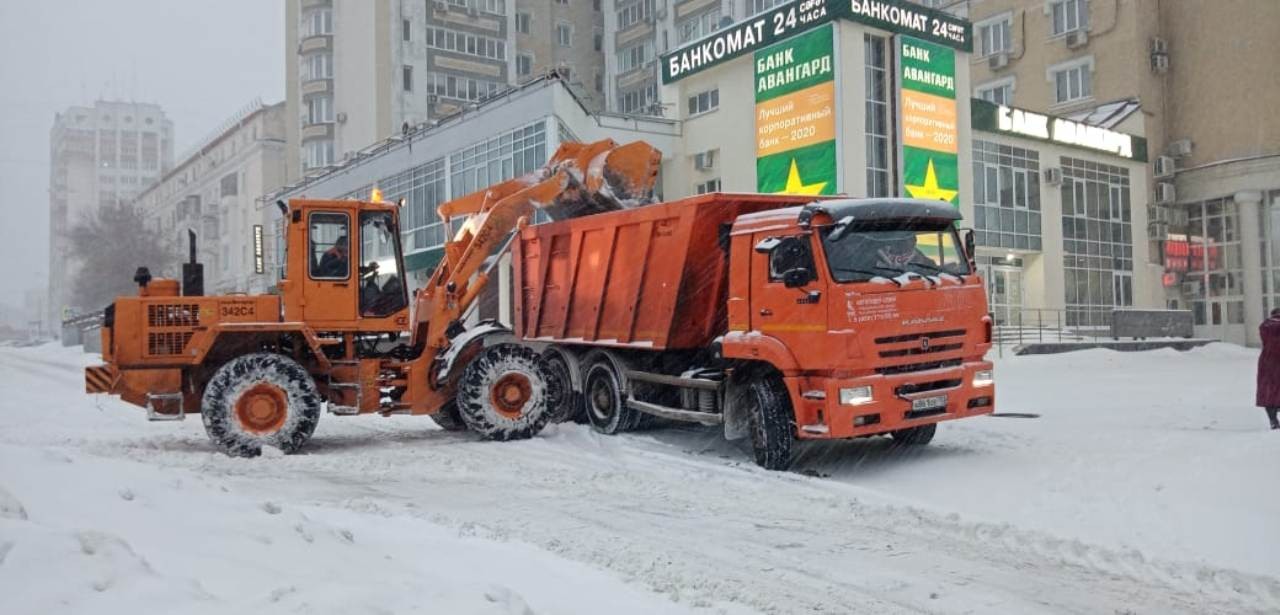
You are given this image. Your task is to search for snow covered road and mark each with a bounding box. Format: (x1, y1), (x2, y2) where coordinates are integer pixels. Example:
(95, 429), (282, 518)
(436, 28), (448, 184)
(1, 343), (1277, 614)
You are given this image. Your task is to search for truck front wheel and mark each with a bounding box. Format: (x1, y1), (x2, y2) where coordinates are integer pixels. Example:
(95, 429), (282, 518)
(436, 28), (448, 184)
(743, 376), (796, 471)
(200, 353), (322, 457)
(456, 344), (556, 441)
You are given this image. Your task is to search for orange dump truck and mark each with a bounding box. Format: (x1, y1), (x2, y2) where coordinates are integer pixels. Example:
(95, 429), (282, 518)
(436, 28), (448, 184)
(519, 193), (995, 469)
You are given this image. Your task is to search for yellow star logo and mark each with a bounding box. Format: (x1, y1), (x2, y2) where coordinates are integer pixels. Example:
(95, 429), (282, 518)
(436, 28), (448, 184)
(775, 160), (828, 196)
(905, 159), (958, 203)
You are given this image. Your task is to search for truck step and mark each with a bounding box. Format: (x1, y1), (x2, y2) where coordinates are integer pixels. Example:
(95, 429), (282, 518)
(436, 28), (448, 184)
(328, 404), (360, 416)
(625, 397), (722, 425)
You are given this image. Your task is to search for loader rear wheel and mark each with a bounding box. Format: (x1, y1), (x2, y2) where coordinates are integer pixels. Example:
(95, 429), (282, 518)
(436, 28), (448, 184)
(457, 344), (556, 441)
(430, 401), (469, 432)
(889, 423), (937, 446)
(582, 356), (640, 435)
(200, 353), (322, 457)
(743, 376), (796, 471)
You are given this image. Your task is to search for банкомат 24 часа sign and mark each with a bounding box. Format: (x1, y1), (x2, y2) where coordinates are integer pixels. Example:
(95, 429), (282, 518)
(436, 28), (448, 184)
(662, 0), (971, 83)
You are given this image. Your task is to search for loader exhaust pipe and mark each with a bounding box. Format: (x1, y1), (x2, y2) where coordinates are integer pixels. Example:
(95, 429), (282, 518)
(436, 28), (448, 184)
(182, 229), (204, 297)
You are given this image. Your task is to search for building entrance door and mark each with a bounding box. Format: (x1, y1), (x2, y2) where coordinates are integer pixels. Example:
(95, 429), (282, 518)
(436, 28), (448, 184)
(983, 265), (1024, 325)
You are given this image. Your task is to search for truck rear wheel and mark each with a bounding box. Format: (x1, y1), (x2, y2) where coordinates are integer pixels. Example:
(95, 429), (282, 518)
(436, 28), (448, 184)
(200, 353), (322, 457)
(744, 376), (796, 471)
(890, 423), (937, 446)
(456, 344), (556, 441)
(542, 349), (583, 423)
(582, 355), (640, 434)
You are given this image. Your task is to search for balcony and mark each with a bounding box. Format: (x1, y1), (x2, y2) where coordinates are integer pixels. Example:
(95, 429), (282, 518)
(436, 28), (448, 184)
(299, 34), (332, 55)
(301, 122), (334, 141)
(300, 0), (332, 9)
(301, 77), (333, 96)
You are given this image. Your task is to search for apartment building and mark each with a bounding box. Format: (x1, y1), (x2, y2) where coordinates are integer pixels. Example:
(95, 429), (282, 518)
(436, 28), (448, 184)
(133, 101), (288, 295)
(947, 0), (1280, 344)
(47, 101), (173, 325)
(285, 0), (605, 181)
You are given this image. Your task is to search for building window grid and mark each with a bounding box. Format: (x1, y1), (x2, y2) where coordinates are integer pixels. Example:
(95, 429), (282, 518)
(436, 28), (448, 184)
(864, 34), (890, 198)
(618, 82), (658, 114)
(616, 40), (655, 73)
(752, 0), (788, 15)
(1060, 157), (1133, 327)
(1052, 62), (1092, 104)
(1184, 197), (1245, 327)
(516, 12), (531, 34)
(449, 122), (547, 201)
(425, 27), (507, 61)
(977, 80), (1014, 105)
(678, 8), (722, 44)
(300, 8), (333, 37)
(556, 22), (573, 47)
(972, 140), (1041, 252)
(686, 88), (719, 116)
(978, 16), (1012, 57)
(617, 0), (654, 30)
(426, 74), (504, 102)
(695, 178), (721, 194)
(1051, 0), (1088, 36)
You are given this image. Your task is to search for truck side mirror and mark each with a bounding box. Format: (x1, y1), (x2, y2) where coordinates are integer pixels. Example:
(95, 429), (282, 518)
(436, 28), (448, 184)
(782, 268), (813, 288)
(962, 228), (976, 269)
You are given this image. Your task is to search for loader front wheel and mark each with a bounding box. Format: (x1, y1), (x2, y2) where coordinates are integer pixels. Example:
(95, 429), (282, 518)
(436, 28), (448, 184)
(200, 353), (322, 457)
(430, 401), (469, 432)
(456, 344), (556, 441)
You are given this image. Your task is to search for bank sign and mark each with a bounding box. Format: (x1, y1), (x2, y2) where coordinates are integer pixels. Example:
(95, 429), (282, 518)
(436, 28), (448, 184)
(899, 36), (959, 206)
(755, 25), (837, 195)
(662, 0), (969, 84)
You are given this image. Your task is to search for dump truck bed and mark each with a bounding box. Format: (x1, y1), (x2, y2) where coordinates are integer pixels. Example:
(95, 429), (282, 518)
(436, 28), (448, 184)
(513, 193), (815, 350)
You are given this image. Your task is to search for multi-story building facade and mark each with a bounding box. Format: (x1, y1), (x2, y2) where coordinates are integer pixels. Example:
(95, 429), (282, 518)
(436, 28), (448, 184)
(284, 0), (605, 181)
(47, 101), (173, 325)
(949, 0), (1280, 344)
(134, 101), (288, 295)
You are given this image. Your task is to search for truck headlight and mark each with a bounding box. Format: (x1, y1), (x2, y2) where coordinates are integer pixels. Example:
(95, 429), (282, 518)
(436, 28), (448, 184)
(839, 386), (874, 405)
(973, 370), (994, 387)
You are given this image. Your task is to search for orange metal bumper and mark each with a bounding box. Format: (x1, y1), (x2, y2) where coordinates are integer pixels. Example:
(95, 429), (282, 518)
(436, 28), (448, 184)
(788, 361), (995, 440)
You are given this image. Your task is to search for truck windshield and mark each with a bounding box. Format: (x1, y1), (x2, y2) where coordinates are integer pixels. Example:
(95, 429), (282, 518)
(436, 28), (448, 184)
(820, 225), (971, 283)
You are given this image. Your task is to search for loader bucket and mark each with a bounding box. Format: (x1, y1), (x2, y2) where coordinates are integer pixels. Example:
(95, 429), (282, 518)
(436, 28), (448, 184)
(543, 140), (663, 221)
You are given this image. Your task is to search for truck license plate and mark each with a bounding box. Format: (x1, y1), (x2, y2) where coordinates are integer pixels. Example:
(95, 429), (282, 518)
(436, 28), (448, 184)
(912, 395), (947, 411)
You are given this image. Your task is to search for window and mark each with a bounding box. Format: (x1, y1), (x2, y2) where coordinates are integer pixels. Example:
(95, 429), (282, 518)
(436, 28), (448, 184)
(309, 212), (349, 280)
(1050, 0), (1088, 36)
(618, 82), (658, 114)
(1060, 157), (1132, 327)
(678, 9), (722, 43)
(306, 95), (333, 124)
(449, 122), (547, 200)
(556, 22), (572, 46)
(556, 0), (569, 4)
(425, 27), (506, 60)
(972, 140), (1041, 252)
(304, 139), (334, 170)
(516, 12), (531, 34)
(370, 159), (447, 252)
(767, 236), (816, 282)
(686, 88), (719, 116)
(976, 78), (1014, 105)
(978, 15), (1012, 56)
(594, 30), (602, 51)
(617, 0), (654, 29)
(752, 0), (788, 14)
(301, 8), (332, 37)
(220, 173), (238, 197)
(425, 74), (503, 101)
(359, 211), (408, 317)
(1050, 59), (1092, 104)
(695, 178), (721, 194)
(477, 0), (507, 13)
(402, 19), (411, 41)
(402, 65), (413, 91)
(303, 53), (333, 81)
(517, 54), (534, 77)
(616, 40), (654, 73)
(864, 34), (890, 198)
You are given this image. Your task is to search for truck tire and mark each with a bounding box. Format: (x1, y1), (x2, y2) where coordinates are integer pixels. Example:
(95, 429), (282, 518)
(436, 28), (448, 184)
(456, 344), (556, 441)
(582, 355), (641, 434)
(200, 353), (322, 457)
(744, 376), (796, 471)
(430, 401), (468, 432)
(890, 423), (937, 446)
(542, 349), (583, 423)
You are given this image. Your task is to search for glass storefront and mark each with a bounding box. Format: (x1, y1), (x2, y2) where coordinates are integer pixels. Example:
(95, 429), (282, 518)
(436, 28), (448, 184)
(1060, 156), (1132, 327)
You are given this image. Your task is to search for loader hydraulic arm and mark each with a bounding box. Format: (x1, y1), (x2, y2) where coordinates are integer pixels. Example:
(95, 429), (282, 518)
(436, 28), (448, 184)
(414, 139), (662, 359)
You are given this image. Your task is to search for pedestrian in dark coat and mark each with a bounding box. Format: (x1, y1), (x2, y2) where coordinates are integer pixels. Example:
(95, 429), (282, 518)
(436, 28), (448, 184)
(1258, 308), (1280, 430)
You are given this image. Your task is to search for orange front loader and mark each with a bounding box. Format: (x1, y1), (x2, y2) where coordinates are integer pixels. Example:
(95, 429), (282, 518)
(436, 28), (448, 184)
(86, 139), (662, 456)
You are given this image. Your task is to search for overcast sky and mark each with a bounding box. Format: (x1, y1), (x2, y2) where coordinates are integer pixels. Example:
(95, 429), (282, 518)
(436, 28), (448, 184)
(0, 0), (283, 313)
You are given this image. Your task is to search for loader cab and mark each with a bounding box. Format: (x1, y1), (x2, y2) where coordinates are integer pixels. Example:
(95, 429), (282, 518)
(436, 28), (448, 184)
(281, 199), (410, 332)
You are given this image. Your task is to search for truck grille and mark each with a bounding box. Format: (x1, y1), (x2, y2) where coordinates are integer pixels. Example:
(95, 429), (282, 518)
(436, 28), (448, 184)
(875, 358), (962, 376)
(148, 304), (200, 327)
(875, 329), (966, 359)
(148, 332), (194, 356)
(895, 379), (962, 396)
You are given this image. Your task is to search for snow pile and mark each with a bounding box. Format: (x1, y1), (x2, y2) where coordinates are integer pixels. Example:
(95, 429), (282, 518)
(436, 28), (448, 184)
(0, 342), (1278, 614)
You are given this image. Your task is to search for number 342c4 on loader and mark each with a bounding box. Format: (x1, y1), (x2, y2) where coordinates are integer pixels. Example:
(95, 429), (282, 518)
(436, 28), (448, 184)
(84, 139), (663, 457)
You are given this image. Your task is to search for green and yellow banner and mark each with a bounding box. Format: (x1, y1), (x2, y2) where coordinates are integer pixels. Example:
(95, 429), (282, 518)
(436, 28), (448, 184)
(899, 35), (959, 206)
(755, 25), (837, 196)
